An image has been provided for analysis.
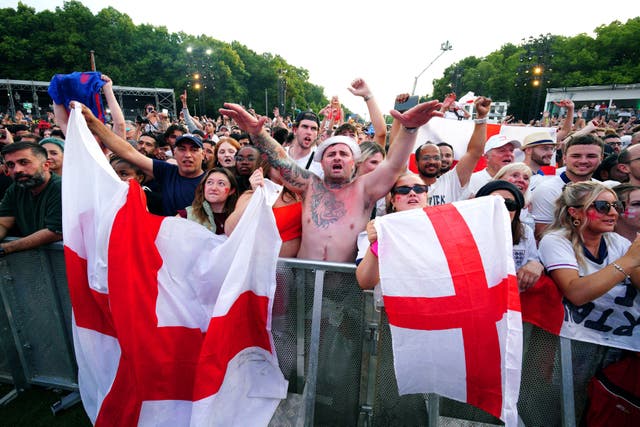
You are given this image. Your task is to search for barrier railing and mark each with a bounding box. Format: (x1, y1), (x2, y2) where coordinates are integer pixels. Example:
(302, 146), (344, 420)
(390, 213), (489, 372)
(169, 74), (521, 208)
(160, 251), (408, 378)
(0, 241), (613, 425)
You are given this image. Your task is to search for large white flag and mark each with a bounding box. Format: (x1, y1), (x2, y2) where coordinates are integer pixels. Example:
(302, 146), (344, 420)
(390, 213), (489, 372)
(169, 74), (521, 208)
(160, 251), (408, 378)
(62, 104), (287, 426)
(376, 197), (522, 426)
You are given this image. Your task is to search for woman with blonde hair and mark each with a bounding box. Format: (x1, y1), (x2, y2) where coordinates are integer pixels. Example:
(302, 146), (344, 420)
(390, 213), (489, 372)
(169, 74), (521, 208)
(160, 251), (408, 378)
(539, 181), (640, 306)
(493, 162), (534, 229)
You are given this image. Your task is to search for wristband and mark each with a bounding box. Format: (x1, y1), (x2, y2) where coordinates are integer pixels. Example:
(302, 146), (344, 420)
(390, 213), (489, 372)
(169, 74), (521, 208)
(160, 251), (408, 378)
(402, 126), (418, 134)
(363, 95), (372, 102)
(474, 118), (488, 124)
(370, 241), (379, 257)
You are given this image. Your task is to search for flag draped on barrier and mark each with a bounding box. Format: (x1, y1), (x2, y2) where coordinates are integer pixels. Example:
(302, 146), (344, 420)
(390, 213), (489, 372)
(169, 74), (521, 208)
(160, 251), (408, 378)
(521, 273), (640, 352)
(62, 105), (287, 426)
(376, 197), (522, 426)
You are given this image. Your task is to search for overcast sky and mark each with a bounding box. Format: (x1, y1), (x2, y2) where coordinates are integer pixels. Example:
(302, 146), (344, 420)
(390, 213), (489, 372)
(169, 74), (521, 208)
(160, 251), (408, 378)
(7, 1), (639, 118)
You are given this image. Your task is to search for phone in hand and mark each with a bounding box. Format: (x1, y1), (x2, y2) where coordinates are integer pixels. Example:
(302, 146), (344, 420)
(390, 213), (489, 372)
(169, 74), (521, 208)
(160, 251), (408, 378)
(394, 95), (419, 113)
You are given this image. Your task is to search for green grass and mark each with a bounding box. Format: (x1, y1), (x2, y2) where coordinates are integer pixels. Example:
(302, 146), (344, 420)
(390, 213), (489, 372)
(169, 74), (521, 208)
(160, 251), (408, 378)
(0, 383), (91, 427)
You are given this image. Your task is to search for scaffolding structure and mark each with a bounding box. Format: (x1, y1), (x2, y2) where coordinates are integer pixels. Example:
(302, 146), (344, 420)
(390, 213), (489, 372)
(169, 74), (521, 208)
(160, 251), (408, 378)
(0, 78), (176, 121)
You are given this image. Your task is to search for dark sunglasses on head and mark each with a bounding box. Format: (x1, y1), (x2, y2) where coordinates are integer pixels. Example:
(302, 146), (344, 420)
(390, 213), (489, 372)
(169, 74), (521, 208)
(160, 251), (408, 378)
(392, 184), (428, 195)
(504, 198), (519, 212)
(589, 200), (624, 214)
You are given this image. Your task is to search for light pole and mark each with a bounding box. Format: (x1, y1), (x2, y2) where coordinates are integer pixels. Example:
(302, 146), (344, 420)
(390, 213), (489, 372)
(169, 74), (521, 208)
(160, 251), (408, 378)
(411, 40), (453, 96)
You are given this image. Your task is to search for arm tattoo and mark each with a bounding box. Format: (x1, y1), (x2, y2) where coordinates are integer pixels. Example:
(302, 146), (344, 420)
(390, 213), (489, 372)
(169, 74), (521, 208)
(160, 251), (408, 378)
(253, 131), (311, 189)
(310, 180), (346, 228)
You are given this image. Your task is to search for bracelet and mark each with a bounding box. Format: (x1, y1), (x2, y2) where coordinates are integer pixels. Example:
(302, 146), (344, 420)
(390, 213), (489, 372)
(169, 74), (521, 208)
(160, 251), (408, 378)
(363, 95), (372, 102)
(611, 262), (630, 280)
(402, 126), (418, 134)
(474, 118), (488, 124)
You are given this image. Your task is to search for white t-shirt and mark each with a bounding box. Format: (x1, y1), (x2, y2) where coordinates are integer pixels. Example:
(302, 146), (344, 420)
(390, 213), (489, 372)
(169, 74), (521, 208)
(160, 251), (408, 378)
(531, 175), (567, 224)
(513, 224), (539, 271)
(539, 230), (630, 275)
(467, 169), (493, 196)
(285, 146), (324, 178)
(427, 168), (468, 206)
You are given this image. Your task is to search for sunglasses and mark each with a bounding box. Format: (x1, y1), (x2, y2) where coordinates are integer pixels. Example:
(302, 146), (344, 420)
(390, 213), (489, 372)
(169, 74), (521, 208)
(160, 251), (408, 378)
(392, 184), (428, 195)
(588, 200), (624, 214)
(504, 199), (519, 212)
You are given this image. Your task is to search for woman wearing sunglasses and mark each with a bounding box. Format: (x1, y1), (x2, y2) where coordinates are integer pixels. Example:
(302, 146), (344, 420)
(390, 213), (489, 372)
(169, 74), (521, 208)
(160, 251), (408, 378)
(356, 173), (428, 290)
(539, 181), (640, 306)
(475, 180), (543, 291)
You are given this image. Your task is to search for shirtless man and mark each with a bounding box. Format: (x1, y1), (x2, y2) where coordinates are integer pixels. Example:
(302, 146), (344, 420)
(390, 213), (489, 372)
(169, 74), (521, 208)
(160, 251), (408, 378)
(220, 98), (443, 262)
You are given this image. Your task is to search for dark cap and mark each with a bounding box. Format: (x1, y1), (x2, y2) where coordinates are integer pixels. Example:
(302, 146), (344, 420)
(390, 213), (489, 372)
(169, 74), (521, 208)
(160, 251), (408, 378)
(475, 180), (525, 211)
(175, 134), (203, 149)
(294, 110), (319, 127)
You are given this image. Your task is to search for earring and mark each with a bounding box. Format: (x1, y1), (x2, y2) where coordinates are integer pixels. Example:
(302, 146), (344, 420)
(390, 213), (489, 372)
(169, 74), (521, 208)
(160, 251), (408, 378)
(572, 218), (581, 227)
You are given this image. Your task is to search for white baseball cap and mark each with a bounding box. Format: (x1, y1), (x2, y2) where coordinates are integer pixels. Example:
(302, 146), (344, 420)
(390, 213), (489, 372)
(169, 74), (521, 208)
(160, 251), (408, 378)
(483, 134), (521, 154)
(313, 135), (361, 162)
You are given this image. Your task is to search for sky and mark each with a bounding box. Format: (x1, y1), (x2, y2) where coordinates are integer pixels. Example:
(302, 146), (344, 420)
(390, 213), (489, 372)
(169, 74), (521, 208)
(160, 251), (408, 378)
(5, 1), (639, 118)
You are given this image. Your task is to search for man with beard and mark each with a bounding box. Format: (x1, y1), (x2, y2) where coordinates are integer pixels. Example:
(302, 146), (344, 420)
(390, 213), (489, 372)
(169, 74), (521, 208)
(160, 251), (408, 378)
(415, 96), (491, 206)
(220, 98), (444, 262)
(0, 142), (62, 255)
(531, 134), (604, 239)
(436, 142), (454, 175)
(520, 131), (556, 192)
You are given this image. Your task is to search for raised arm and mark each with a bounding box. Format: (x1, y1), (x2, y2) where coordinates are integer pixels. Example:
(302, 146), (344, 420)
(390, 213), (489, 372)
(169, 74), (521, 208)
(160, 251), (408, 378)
(454, 96), (491, 187)
(348, 78), (387, 148)
(75, 102), (154, 178)
(219, 103), (313, 194)
(363, 100), (443, 200)
(180, 90), (203, 133)
(101, 75), (126, 140)
(554, 99), (575, 142)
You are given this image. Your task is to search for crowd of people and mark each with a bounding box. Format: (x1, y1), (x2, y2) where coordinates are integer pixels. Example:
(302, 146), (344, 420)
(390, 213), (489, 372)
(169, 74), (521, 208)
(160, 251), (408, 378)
(1, 76), (639, 360)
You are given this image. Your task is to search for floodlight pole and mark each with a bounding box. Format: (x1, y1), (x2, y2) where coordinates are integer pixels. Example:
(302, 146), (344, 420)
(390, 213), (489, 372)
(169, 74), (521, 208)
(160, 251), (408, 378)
(411, 41), (453, 96)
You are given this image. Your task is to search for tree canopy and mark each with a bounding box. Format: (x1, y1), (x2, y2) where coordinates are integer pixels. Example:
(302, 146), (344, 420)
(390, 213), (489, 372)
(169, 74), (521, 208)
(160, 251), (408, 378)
(1, 2), (638, 121)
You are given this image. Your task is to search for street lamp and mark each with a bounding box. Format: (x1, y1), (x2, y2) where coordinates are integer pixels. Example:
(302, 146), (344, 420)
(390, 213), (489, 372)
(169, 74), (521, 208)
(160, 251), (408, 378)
(411, 40), (453, 96)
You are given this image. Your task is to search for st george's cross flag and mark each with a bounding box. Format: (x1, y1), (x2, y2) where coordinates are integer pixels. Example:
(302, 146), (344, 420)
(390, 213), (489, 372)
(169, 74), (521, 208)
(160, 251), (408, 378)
(375, 196), (522, 426)
(62, 104), (288, 426)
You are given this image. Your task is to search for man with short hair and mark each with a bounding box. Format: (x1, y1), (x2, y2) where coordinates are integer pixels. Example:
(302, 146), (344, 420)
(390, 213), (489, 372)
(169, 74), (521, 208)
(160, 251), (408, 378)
(79, 103), (204, 216)
(467, 135), (521, 195)
(603, 133), (623, 154)
(531, 134), (604, 238)
(285, 111), (323, 177)
(220, 99), (443, 262)
(617, 144), (640, 186)
(164, 124), (186, 152)
(137, 132), (159, 158)
(0, 141), (62, 255)
(436, 142), (454, 174)
(520, 131), (556, 191)
(415, 96), (491, 205)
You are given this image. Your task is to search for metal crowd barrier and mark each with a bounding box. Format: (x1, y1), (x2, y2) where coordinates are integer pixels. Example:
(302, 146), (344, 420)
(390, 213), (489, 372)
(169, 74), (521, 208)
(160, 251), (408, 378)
(0, 241), (615, 425)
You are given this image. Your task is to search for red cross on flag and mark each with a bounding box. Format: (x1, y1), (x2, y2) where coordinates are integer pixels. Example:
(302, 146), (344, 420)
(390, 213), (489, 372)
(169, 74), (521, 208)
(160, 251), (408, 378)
(62, 105), (288, 426)
(376, 197), (522, 426)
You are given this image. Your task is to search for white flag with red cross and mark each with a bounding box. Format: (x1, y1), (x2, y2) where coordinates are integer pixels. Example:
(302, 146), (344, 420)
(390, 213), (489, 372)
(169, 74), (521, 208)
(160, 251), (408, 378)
(376, 197), (522, 426)
(62, 104), (287, 426)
